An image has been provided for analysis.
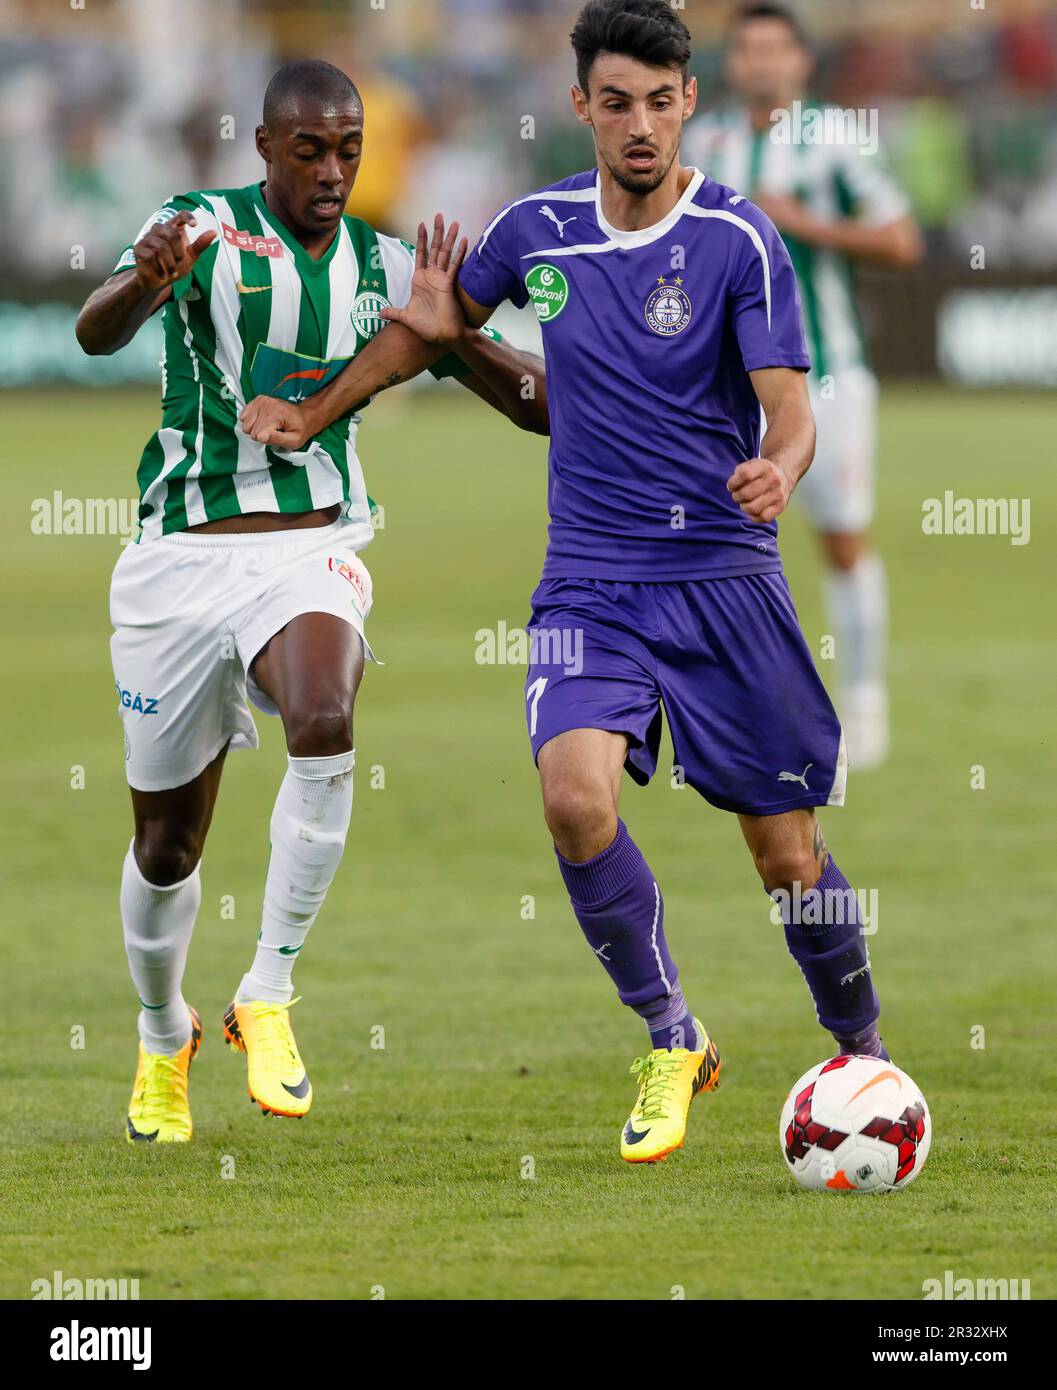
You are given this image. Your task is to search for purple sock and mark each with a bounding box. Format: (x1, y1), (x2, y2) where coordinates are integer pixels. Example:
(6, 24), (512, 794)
(640, 984), (700, 1051)
(556, 821), (689, 1042)
(835, 1026), (890, 1061)
(774, 858), (880, 1046)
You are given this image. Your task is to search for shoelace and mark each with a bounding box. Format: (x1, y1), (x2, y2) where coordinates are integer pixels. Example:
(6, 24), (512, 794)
(136, 1054), (187, 1124)
(252, 997), (301, 1072)
(629, 1053), (684, 1120)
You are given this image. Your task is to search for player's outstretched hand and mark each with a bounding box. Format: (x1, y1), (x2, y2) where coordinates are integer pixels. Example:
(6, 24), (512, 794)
(240, 397), (310, 450)
(727, 457), (794, 524)
(133, 211), (217, 292)
(379, 214), (469, 344)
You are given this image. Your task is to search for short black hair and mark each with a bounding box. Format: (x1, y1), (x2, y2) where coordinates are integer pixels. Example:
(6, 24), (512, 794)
(570, 0), (692, 94)
(730, 3), (809, 49)
(262, 59), (362, 129)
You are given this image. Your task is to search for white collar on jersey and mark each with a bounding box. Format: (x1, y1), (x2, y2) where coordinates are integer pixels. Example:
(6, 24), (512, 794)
(593, 166), (706, 248)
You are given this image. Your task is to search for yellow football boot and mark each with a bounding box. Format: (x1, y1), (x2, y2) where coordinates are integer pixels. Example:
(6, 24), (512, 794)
(620, 1020), (721, 1163)
(126, 1006), (202, 1144)
(223, 997), (312, 1118)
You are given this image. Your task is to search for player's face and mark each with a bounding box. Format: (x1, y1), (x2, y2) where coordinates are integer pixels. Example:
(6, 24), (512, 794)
(256, 103), (364, 235)
(726, 18), (811, 108)
(573, 54), (697, 196)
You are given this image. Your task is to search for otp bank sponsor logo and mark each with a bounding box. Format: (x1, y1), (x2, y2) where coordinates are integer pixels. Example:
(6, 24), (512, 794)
(115, 682), (159, 715)
(328, 556), (367, 604)
(222, 223), (283, 259)
(524, 263), (569, 324)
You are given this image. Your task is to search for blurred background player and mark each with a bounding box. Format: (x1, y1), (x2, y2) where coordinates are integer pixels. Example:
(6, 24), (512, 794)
(686, 4), (923, 769)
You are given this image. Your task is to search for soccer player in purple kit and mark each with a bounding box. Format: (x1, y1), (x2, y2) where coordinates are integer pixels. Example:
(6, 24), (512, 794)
(460, 0), (892, 1165)
(243, 0), (890, 1166)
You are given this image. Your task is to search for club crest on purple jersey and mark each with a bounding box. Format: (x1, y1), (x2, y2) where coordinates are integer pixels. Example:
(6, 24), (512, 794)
(645, 279), (692, 336)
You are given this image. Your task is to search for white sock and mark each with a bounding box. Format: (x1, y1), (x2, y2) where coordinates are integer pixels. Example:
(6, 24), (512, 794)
(238, 750), (355, 1004)
(824, 551), (888, 697)
(121, 842), (199, 1056)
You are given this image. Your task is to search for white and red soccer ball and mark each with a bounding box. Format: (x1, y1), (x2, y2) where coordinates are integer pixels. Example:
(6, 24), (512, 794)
(779, 1055), (931, 1192)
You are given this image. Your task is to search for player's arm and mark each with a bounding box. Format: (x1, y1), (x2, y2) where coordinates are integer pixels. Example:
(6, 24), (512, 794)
(727, 210), (815, 522)
(240, 323), (442, 448)
(755, 144), (922, 271)
(752, 196), (922, 269)
(75, 210), (217, 355)
(728, 368), (815, 524)
(444, 329), (549, 435)
(239, 220), (468, 448)
(241, 217), (548, 447)
(241, 318), (445, 444)
(379, 236), (548, 434)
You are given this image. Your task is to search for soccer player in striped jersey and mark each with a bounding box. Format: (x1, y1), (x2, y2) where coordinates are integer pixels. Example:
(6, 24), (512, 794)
(243, 2), (896, 1166)
(685, 3), (923, 769)
(76, 59), (546, 1142)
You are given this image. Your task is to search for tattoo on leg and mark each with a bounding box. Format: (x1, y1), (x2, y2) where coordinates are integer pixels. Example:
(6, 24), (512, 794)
(812, 820), (830, 873)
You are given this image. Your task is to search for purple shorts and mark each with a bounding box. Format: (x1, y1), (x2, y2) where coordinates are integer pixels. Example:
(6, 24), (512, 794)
(524, 573), (846, 816)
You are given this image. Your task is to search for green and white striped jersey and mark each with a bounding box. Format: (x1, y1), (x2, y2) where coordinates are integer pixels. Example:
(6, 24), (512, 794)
(685, 107), (909, 379)
(114, 183), (470, 543)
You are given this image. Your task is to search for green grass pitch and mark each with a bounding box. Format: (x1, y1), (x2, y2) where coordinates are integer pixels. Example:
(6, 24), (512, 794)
(2, 383), (1054, 1300)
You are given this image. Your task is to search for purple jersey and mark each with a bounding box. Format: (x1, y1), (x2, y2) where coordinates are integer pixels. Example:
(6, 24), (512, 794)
(459, 167), (810, 581)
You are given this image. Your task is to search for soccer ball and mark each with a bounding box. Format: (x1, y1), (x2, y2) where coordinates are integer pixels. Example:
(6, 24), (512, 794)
(779, 1054), (931, 1192)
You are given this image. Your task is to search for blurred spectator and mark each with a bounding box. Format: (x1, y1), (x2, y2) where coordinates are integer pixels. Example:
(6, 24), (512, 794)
(345, 69), (426, 235)
(0, 0), (1054, 287)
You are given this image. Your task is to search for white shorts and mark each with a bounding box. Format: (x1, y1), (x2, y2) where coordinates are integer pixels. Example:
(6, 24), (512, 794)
(796, 366), (879, 534)
(110, 518), (374, 792)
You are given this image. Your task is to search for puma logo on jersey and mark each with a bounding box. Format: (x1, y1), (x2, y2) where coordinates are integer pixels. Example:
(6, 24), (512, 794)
(236, 278), (273, 295)
(539, 205), (577, 238)
(778, 762), (813, 789)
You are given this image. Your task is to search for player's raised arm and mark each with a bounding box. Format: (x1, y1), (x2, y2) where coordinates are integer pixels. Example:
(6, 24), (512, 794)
(382, 218), (548, 435)
(238, 221), (458, 447)
(727, 367), (815, 525)
(240, 215), (547, 448)
(240, 321), (441, 449)
(75, 210), (217, 356)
